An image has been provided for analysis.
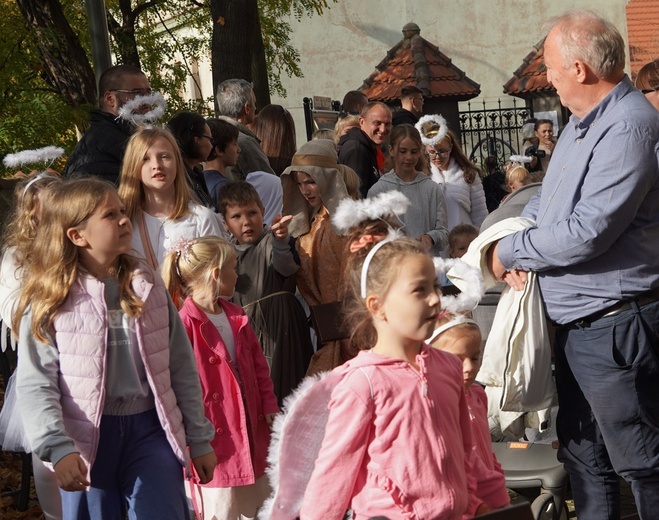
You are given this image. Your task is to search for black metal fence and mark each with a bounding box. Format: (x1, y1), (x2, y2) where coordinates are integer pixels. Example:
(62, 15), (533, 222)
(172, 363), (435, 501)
(458, 98), (533, 171)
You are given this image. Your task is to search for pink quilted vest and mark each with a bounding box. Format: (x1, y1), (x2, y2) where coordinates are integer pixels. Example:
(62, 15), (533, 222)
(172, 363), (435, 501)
(53, 269), (189, 476)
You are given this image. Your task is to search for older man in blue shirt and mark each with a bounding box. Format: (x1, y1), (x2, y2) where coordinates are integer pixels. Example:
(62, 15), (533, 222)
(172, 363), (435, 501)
(489, 10), (659, 520)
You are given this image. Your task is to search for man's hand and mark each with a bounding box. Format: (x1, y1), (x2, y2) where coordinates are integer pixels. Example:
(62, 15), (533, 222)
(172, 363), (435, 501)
(487, 241), (528, 291)
(54, 453), (90, 491)
(192, 451), (218, 485)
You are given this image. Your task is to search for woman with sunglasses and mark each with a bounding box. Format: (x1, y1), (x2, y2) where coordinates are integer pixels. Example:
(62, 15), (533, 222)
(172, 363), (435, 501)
(423, 126), (488, 231)
(635, 59), (659, 111)
(167, 111), (216, 208)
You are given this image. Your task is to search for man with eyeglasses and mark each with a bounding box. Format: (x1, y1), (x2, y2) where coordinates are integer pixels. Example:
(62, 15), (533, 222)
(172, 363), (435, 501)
(64, 65), (151, 184)
(392, 85), (424, 127)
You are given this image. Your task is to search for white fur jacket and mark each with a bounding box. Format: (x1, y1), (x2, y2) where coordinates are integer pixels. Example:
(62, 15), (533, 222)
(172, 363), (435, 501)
(431, 159), (488, 230)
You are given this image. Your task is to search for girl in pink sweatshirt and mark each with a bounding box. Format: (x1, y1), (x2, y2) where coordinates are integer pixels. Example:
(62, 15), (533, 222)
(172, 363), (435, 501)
(264, 223), (491, 519)
(430, 314), (510, 510)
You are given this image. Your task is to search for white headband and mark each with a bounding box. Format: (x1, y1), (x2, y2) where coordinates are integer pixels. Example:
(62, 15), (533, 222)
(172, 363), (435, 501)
(360, 230), (402, 299)
(22, 171), (55, 198)
(428, 315), (478, 344)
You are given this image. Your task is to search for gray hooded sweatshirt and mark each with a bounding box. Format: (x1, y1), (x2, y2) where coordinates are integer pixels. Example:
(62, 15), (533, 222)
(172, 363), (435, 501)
(367, 170), (449, 253)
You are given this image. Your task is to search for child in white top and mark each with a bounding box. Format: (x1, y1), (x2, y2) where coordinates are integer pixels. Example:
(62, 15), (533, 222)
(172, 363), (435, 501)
(118, 127), (225, 269)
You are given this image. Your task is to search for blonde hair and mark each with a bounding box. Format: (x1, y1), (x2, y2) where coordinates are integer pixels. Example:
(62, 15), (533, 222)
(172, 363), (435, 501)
(2, 173), (62, 269)
(14, 178), (144, 342)
(506, 165), (532, 190)
(431, 314), (481, 350)
(341, 166), (361, 200)
(118, 127), (191, 221)
(333, 114), (360, 145)
(161, 236), (235, 309)
(344, 235), (429, 350)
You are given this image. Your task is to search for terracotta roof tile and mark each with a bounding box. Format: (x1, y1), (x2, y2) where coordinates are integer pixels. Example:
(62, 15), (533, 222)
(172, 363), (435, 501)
(503, 39), (555, 99)
(626, 0), (659, 77)
(360, 23), (480, 102)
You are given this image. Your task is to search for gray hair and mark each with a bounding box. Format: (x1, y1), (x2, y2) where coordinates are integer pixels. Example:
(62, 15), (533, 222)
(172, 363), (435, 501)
(216, 78), (254, 119)
(544, 10), (625, 79)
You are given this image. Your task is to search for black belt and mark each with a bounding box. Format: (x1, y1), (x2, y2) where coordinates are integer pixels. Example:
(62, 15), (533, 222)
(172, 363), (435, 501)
(559, 287), (659, 329)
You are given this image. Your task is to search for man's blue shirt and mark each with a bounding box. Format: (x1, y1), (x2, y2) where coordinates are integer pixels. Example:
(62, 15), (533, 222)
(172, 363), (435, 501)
(498, 76), (659, 324)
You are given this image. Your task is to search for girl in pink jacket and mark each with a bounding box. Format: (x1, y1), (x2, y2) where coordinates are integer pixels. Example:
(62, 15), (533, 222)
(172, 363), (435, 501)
(162, 236), (279, 520)
(430, 314), (510, 510)
(262, 227), (491, 519)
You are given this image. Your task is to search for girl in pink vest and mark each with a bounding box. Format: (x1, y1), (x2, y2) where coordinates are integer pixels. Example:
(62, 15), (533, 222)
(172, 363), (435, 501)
(14, 177), (217, 520)
(162, 236), (279, 520)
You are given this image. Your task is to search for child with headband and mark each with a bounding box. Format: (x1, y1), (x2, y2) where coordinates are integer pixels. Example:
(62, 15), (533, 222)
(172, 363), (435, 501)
(429, 314), (510, 510)
(161, 236), (279, 520)
(14, 177), (216, 519)
(261, 191), (490, 519)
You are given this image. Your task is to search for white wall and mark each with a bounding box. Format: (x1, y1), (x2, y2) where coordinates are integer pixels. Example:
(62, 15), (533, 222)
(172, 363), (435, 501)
(182, 1), (628, 148)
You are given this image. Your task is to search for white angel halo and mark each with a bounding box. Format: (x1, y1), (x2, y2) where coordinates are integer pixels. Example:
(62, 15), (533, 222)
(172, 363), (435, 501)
(2, 146), (64, 169)
(509, 154), (532, 164)
(117, 91), (167, 127)
(415, 114), (449, 147)
(332, 191), (410, 234)
(433, 256), (485, 313)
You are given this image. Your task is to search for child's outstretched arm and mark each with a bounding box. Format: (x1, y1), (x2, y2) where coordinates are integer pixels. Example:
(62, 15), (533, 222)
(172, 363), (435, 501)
(269, 214), (299, 277)
(15, 310), (85, 478)
(166, 296), (216, 478)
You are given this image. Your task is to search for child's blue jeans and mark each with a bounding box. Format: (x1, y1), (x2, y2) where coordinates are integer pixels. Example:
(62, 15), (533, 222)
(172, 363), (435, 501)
(60, 408), (189, 520)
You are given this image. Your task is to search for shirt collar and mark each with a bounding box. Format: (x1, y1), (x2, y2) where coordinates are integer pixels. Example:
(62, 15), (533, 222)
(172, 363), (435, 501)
(569, 75), (633, 137)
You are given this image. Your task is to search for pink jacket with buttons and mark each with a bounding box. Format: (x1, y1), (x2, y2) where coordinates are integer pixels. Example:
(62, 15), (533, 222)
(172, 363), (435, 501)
(300, 345), (483, 520)
(179, 297), (279, 487)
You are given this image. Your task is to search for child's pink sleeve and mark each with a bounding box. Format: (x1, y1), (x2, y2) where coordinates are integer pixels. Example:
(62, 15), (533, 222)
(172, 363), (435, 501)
(244, 321), (279, 414)
(457, 384), (485, 518)
(468, 385), (510, 508)
(300, 372), (373, 519)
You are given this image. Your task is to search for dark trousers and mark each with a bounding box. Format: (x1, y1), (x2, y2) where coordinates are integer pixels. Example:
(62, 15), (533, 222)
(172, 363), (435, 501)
(555, 299), (659, 520)
(60, 409), (189, 520)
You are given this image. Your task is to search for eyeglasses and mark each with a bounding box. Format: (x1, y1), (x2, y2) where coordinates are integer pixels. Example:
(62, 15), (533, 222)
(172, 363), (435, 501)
(110, 88), (153, 96)
(428, 149), (451, 159)
(641, 87), (658, 94)
(196, 134), (215, 146)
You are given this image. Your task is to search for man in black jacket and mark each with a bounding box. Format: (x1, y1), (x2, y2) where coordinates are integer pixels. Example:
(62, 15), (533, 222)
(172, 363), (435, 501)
(392, 85), (424, 126)
(64, 65), (150, 184)
(337, 101), (392, 197)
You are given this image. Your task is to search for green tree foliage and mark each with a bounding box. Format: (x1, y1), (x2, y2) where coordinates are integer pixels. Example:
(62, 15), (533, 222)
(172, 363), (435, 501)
(259, 0), (333, 97)
(0, 0), (88, 165)
(1, 0), (332, 175)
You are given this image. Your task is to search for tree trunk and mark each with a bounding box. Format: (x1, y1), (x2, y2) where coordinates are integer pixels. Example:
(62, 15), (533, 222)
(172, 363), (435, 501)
(251, 10), (270, 110)
(210, 0), (258, 114)
(15, 0), (96, 108)
(106, 3), (141, 68)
